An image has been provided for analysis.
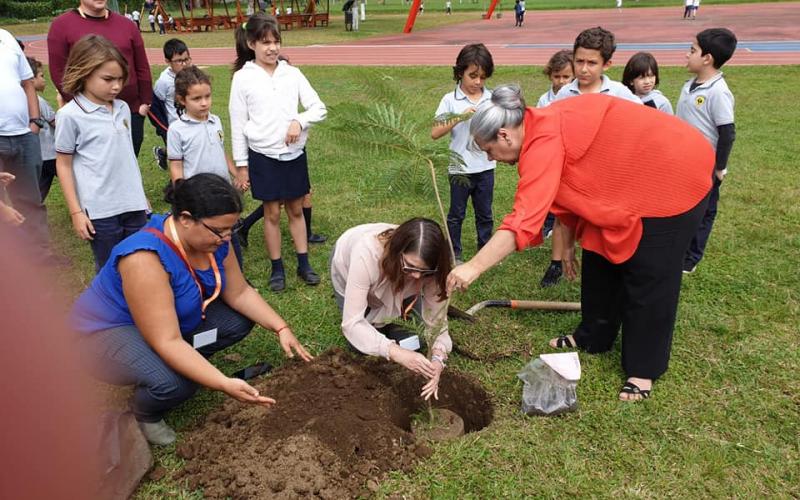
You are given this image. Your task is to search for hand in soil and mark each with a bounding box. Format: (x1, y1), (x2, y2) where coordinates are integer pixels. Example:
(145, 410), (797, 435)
(389, 345), (436, 378)
(222, 377), (276, 406)
(421, 360), (444, 400)
(277, 328), (314, 361)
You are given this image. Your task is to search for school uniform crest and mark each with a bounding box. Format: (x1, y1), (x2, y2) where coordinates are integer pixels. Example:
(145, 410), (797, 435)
(694, 96), (706, 108)
(123, 118), (129, 130)
(218, 130), (224, 143)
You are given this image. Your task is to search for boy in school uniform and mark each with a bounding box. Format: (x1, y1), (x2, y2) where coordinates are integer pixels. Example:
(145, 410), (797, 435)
(27, 57), (59, 201)
(676, 28), (737, 273)
(542, 27), (641, 286)
(553, 26), (641, 104)
(152, 38), (191, 169)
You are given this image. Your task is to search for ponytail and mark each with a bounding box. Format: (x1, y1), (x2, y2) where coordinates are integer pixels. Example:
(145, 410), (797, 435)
(232, 14), (282, 72)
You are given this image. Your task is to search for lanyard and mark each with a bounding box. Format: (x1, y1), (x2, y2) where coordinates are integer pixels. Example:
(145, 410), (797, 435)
(146, 217), (221, 319)
(402, 282), (422, 321)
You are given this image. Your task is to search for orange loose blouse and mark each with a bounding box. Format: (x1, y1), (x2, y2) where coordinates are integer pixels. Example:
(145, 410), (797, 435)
(498, 94), (714, 264)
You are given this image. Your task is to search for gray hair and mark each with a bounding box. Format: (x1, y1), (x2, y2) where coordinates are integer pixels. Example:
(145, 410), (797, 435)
(470, 84), (526, 145)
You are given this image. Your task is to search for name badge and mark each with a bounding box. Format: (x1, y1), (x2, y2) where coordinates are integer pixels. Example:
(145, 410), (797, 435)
(193, 328), (218, 349)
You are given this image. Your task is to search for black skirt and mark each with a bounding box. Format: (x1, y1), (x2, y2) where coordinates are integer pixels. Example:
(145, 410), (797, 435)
(248, 149), (311, 202)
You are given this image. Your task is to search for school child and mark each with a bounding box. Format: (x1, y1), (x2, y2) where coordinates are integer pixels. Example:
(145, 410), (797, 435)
(622, 52), (674, 114)
(152, 38), (191, 169)
(537, 49), (573, 108)
(229, 14), (327, 292)
(167, 65), (245, 268)
(54, 35), (149, 272)
(431, 43), (496, 265)
(677, 28), (737, 273)
(148, 12), (156, 32)
(445, 0), (452, 14)
(157, 13), (166, 35)
(27, 57), (58, 201)
(514, 0), (522, 27)
(536, 49), (574, 287)
(519, 0), (525, 25)
(691, 0), (700, 19)
(132, 9), (141, 30)
(682, 0), (692, 19)
(553, 26), (641, 104)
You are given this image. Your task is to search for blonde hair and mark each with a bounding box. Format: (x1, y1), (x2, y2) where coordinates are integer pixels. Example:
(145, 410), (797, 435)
(62, 35), (129, 96)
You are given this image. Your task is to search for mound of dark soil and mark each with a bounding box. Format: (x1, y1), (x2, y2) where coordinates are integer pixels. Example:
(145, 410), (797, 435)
(175, 348), (493, 498)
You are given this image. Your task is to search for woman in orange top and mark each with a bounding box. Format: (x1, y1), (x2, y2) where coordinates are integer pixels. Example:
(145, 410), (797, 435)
(447, 85), (714, 401)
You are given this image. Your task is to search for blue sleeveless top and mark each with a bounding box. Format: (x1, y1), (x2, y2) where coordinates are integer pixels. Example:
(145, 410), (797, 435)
(72, 214), (229, 334)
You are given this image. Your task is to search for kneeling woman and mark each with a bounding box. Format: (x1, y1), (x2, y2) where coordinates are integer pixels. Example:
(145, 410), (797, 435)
(448, 86), (714, 401)
(330, 218), (452, 400)
(73, 174), (312, 445)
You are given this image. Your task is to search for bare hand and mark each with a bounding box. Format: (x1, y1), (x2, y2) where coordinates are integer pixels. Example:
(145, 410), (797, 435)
(277, 327), (314, 362)
(420, 359), (444, 400)
(234, 168), (250, 192)
(447, 261), (481, 294)
(562, 244), (579, 281)
(0, 172), (15, 186)
(138, 103), (150, 117)
(284, 120), (301, 145)
(29, 122), (40, 135)
(71, 211), (95, 240)
(222, 377), (276, 406)
(715, 168), (727, 181)
(390, 345), (436, 378)
(1, 204), (25, 226)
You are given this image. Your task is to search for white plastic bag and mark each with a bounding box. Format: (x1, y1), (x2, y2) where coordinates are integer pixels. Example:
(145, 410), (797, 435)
(517, 353), (581, 416)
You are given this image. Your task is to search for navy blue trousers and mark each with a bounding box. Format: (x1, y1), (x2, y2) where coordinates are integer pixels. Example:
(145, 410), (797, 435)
(89, 210), (148, 273)
(80, 300), (254, 422)
(447, 169), (494, 258)
(684, 176), (722, 267)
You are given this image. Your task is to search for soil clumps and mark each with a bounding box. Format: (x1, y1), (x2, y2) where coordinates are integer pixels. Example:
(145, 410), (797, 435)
(175, 348), (493, 498)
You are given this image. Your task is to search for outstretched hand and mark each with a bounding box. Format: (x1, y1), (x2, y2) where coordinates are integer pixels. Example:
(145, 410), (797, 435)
(277, 327), (314, 362)
(222, 377), (276, 406)
(447, 261), (481, 295)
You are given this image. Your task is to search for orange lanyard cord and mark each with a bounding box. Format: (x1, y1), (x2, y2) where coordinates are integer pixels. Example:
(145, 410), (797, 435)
(166, 217), (222, 318)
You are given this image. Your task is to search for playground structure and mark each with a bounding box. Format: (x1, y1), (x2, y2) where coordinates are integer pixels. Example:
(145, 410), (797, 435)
(138, 0), (329, 32)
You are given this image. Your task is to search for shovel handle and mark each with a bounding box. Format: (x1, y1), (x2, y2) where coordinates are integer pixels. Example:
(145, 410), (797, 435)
(510, 300), (581, 312)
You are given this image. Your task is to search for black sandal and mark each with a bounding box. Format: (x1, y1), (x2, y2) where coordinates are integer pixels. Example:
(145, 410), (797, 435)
(553, 335), (577, 349)
(619, 382), (651, 401)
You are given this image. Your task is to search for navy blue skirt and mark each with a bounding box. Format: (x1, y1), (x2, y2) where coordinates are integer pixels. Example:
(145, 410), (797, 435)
(248, 149), (310, 202)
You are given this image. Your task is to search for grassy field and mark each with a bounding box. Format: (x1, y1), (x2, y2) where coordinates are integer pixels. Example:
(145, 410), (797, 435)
(39, 62), (800, 498)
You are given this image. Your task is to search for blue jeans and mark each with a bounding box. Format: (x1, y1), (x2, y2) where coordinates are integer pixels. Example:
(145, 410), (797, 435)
(90, 210), (148, 272)
(447, 169), (495, 258)
(79, 300), (255, 422)
(0, 133), (49, 250)
(684, 176), (722, 267)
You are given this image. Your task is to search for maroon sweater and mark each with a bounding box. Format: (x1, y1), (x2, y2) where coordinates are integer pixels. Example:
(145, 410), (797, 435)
(47, 10), (152, 109)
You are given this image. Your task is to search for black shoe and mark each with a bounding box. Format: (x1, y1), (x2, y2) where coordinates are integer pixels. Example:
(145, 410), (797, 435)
(307, 233), (327, 244)
(297, 267), (321, 286)
(269, 274), (286, 292)
(540, 263), (562, 288)
(682, 262), (697, 274)
(153, 146), (167, 171)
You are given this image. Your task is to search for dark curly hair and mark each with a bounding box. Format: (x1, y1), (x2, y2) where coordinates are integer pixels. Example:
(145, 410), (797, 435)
(452, 43), (494, 82)
(574, 26), (616, 62)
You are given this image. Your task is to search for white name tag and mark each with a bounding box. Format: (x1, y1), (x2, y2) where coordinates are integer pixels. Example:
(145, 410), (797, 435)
(399, 335), (421, 351)
(193, 328), (218, 349)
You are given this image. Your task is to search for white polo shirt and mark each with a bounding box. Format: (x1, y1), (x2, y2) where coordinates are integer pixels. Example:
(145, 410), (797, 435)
(553, 74), (642, 104)
(434, 85), (496, 175)
(167, 112), (229, 181)
(536, 86), (558, 108)
(0, 28), (34, 136)
(153, 67), (178, 124)
(676, 72), (734, 150)
(37, 96), (57, 161)
(55, 94), (148, 219)
(639, 89), (674, 115)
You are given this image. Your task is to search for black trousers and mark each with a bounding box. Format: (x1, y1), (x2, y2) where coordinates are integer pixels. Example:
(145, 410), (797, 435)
(572, 193), (709, 380)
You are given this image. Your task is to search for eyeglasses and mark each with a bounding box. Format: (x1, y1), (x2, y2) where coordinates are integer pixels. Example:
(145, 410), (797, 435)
(200, 220), (241, 240)
(170, 56), (192, 65)
(401, 254), (437, 276)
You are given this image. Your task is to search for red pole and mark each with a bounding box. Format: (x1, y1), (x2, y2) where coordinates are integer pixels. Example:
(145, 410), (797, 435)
(402, 0), (421, 33)
(485, 0), (499, 19)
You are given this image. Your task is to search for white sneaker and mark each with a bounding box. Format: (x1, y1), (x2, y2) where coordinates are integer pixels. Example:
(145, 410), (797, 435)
(138, 419), (176, 445)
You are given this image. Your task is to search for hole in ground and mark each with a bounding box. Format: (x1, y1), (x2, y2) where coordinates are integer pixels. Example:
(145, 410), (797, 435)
(174, 348), (494, 498)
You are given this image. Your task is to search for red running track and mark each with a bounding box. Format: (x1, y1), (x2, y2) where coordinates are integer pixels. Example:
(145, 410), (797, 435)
(23, 2), (800, 66)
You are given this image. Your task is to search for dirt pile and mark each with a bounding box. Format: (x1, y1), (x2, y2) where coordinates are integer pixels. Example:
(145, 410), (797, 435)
(175, 348), (493, 498)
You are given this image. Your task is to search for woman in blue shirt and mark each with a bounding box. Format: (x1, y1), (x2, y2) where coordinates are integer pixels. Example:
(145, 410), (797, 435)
(74, 174), (312, 445)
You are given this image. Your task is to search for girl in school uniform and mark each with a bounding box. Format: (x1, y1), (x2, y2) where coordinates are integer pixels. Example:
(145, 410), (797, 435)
(168, 65), (246, 268)
(229, 14), (327, 292)
(55, 34), (149, 272)
(622, 52), (674, 114)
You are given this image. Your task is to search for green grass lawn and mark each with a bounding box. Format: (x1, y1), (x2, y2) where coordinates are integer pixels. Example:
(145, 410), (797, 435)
(40, 63), (800, 497)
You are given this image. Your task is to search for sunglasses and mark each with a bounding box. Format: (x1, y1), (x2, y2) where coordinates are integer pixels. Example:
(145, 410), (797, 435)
(200, 220), (242, 240)
(401, 254), (437, 276)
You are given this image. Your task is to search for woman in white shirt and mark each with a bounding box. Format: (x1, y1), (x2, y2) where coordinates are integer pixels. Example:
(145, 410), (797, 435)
(229, 14), (327, 292)
(330, 218), (453, 400)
